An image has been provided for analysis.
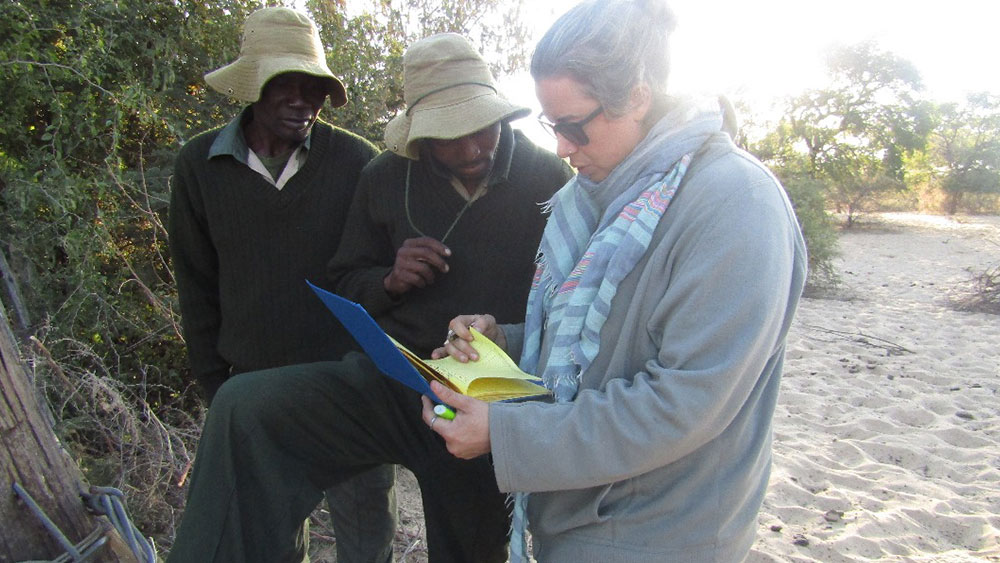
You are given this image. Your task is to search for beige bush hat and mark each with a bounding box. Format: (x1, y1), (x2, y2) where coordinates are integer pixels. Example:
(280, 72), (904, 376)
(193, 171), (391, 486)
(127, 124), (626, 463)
(204, 7), (347, 107)
(385, 33), (530, 159)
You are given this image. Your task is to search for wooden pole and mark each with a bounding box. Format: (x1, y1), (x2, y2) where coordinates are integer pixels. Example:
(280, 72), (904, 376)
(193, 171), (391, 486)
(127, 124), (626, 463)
(0, 300), (134, 561)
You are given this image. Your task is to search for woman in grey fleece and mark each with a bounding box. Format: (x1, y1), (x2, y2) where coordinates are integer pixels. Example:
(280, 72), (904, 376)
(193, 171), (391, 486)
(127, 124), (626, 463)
(423, 0), (808, 561)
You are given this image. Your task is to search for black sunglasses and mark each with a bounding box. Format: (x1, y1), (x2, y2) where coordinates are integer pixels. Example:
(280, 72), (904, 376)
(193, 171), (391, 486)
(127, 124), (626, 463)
(538, 106), (604, 146)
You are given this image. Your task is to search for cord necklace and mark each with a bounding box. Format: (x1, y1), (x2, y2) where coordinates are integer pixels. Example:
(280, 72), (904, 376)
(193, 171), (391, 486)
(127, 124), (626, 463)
(403, 160), (476, 245)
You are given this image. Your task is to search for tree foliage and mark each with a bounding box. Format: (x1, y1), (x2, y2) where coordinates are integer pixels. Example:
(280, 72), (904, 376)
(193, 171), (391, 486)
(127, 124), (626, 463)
(0, 0), (530, 550)
(0, 0), (532, 400)
(762, 42), (933, 226)
(309, 0), (529, 143)
(0, 0), (252, 409)
(928, 93), (1000, 214)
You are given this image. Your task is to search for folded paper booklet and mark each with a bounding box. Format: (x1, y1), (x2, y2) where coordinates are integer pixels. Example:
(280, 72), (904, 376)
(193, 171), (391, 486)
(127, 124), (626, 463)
(307, 280), (550, 403)
(388, 331), (550, 402)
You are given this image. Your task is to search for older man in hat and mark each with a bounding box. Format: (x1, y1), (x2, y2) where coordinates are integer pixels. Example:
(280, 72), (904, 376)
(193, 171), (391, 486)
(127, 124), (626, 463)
(166, 33), (571, 563)
(168, 7), (397, 563)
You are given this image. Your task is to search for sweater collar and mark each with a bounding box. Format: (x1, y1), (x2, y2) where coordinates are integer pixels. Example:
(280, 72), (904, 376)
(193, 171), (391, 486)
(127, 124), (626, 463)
(208, 106), (313, 163)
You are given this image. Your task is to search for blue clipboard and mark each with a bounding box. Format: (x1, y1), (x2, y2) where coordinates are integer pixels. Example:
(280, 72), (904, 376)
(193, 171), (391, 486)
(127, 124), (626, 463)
(306, 280), (444, 404)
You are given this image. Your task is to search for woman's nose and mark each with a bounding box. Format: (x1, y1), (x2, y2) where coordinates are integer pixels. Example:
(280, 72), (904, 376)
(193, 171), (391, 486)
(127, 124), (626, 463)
(555, 135), (576, 158)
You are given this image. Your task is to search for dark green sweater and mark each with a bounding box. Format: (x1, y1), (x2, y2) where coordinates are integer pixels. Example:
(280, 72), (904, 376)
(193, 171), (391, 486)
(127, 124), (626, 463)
(169, 120), (378, 399)
(328, 125), (573, 358)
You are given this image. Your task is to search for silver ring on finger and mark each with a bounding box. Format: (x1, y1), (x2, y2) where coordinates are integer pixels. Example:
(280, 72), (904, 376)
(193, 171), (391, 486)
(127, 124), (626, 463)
(430, 414), (439, 430)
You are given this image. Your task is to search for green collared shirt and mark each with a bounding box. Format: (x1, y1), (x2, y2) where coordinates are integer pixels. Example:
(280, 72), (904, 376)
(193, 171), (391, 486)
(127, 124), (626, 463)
(208, 107), (311, 190)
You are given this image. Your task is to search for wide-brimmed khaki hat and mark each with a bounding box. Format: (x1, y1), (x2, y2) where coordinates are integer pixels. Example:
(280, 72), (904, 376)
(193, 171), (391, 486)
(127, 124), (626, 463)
(385, 33), (530, 159)
(204, 7), (347, 107)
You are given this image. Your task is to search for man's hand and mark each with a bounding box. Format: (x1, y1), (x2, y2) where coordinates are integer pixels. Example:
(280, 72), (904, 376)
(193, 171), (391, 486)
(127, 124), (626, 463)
(384, 237), (451, 296)
(422, 381), (491, 459)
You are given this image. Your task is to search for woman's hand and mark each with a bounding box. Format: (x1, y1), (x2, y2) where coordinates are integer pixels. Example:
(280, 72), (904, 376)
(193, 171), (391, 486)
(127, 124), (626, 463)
(421, 381), (491, 459)
(431, 313), (504, 361)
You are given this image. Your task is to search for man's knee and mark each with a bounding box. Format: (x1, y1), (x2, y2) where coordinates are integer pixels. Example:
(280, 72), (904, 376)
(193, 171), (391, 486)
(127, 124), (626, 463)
(364, 463), (397, 489)
(211, 364), (318, 426)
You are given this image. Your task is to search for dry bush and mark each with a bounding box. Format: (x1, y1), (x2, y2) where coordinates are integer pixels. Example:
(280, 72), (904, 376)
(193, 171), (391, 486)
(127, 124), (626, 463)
(867, 185), (1000, 216)
(954, 264), (1000, 315)
(25, 330), (441, 561)
(916, 185), (950, 214)
(26, 333), (203, 555)
(28, 330), (439, 561)
(916, 186), (1000, 215)
(870, 189), (921, 212)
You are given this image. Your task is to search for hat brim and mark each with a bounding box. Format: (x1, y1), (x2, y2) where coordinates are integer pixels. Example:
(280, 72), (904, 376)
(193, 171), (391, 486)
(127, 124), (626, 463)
(385, 93), (530, 159)
(205, 56), (348, 107)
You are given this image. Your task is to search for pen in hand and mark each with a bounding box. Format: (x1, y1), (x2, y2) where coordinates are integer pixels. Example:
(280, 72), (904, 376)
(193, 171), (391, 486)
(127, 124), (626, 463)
(444, 315), (481, 345)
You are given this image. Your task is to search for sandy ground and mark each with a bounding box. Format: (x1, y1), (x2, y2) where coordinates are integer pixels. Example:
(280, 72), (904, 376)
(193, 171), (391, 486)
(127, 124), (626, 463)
(311, 213), (1000, 562)
(750, 213), (1000, 562)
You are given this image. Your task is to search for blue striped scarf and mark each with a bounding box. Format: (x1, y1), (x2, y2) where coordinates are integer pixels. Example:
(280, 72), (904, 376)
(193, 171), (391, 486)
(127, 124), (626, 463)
(508, 98), (723, 562)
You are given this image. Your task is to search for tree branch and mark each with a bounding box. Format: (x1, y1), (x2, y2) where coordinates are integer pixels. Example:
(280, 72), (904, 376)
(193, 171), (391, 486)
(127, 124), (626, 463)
(0, 59), (116, 99)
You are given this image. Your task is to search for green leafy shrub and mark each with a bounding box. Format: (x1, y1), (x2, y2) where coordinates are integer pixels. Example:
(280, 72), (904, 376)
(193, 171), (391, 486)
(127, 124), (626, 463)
(779, 175), (841, 287)
(0, 0), (530, 553)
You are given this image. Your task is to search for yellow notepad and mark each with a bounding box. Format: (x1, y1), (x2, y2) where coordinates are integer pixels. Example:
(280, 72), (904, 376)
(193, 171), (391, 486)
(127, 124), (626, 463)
(307, 280), (549, 404)
(389, 330), (550, 402)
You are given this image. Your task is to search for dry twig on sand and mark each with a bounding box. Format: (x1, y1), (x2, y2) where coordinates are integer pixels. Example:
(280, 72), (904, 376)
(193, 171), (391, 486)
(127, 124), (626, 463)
(801, 324), (914, 356)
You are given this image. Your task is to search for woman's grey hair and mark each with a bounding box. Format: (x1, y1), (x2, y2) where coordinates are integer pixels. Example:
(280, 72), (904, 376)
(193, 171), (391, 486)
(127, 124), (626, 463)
(531, 0), (677, 120)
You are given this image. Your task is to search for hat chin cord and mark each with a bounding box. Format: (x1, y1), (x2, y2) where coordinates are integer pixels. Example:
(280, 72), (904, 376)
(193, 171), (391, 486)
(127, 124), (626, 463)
(403, 161), (476, 245)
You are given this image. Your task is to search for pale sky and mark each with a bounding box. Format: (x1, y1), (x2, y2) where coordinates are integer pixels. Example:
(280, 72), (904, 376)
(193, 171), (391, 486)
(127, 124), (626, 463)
(503, 0), (1000, 145)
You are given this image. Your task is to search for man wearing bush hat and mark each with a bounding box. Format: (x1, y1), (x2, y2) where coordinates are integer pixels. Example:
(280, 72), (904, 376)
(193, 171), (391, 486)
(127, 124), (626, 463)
(168, 7), (396, 563)
(168, 32), (571, 562)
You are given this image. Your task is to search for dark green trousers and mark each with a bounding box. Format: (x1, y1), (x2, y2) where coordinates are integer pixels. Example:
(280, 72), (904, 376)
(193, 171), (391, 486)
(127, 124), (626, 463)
(324, 463), (396, 563)
(167, 353), (509, 563)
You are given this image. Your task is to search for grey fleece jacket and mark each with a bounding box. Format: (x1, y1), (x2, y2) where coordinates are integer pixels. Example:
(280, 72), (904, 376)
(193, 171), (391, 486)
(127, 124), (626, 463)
(490, 132), (807, 562)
